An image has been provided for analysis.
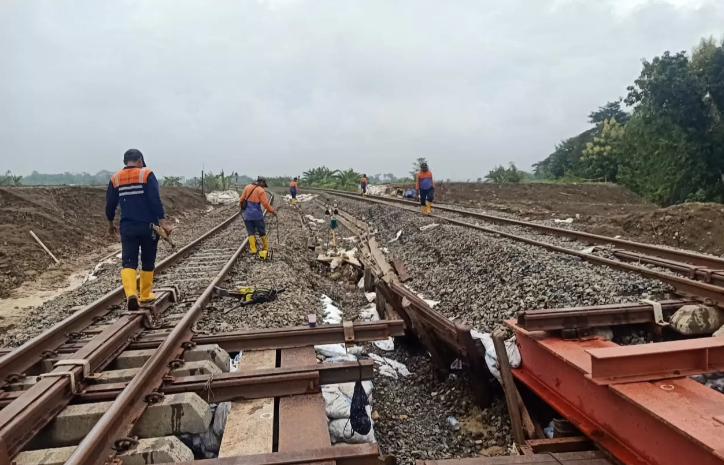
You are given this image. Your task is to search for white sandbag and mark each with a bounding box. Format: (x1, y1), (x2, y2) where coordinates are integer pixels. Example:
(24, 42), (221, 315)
(365, 292), (376, 302)
(324, 354), (359, 363)
(368, 353), (411, 377)
(322, 386), (352, 419)
(378, 365), (398, 378)
(328, 406), (376, 444)
(373, 337), (394, 351)
(315, 344), (347, 358)
(338, 381), (373, 400)
(471, 330), (521, 383)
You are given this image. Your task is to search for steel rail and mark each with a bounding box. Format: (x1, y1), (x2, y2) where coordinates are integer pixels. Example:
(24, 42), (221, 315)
(65, 199), (271, 465)
(517, 300), (694, 331)
(0, 209), (241, 384)
(317, 189), (724, 307)
(312, 188), (724, 270)
(0, 361), (376, 407)
(49, 320), (405, 353)
(0, 293), (175, 460)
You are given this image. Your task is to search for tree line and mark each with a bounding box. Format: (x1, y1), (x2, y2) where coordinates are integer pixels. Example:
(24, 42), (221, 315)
(534, 36), (724, 205)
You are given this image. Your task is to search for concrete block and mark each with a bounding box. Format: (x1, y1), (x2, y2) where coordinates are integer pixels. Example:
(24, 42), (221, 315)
(184, 344), (231, 372)
(15, 437), (192, 465)
(32, 393), (211, 448)
(110, 349), (156, 369)
(111, 345), (229, 372)
(132, 392), (212, 437)
(95, 360), (222, 384)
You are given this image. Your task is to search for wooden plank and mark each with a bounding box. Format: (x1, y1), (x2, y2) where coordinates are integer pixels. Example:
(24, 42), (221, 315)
(218, 350), (277, 457)
(278, 347), (333, 464)
(492, 328), (526, 446)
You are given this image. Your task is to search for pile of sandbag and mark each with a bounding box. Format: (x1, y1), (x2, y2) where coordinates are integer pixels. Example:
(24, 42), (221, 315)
(315, 344), (376, 445)
(206, 190), (240, 205)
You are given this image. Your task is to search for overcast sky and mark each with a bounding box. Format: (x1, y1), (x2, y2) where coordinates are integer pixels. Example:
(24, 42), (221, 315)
(1, 0), (723, 180)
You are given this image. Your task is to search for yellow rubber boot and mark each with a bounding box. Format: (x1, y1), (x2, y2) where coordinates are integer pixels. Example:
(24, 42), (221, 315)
(139, 270), (156, 303)
(427, 201), (432, 214)
(420, 205), (426, 214)
(292, 198), (297, 205)
(121, 268), (139, 310)
(248, 236), (257, 254)
(258, 236), (270, 260)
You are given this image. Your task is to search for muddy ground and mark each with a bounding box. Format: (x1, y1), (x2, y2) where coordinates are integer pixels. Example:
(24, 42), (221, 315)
(386, 182), (724, 257)
(0, 186), (208, 297)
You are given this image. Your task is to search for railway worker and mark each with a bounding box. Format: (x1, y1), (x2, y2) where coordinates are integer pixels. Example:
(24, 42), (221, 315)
(289, 177), (298, 205)
(106, 149), (173, 311)
(360, 174), (368, 196)
(239, 176), (276, 259)
(416, 162), (434, 214)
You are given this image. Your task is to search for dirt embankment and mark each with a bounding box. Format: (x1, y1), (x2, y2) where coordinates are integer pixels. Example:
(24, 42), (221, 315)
(582, 203), (724, 255)
(391, 182), (724, 257)
(0, 186), (207, 297)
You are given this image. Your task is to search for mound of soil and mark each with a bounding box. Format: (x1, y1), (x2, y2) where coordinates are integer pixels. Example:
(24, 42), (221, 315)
(581, 202), (724, 256)
(430, 182), (646, 205)
(0, 186), (207, 297)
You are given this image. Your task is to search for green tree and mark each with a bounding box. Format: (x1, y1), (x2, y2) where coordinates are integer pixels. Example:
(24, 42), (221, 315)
(581, 117), (625, 182)
(485, 163), (522, 183)
(410, 158), (427, 179)
(162, 176), (183, 186)
(588, 99), (630, 125)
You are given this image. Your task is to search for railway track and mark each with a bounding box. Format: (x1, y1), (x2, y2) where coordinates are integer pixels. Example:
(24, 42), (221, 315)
(306, 189), (724, 465)
(311, 188), (724, 307)
(0, 195), (401, 465)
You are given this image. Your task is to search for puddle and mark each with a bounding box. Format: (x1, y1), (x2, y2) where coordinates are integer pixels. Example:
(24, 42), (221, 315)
(0, 272), (86, 321)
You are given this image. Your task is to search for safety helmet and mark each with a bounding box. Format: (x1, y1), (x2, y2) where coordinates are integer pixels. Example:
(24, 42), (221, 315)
(420, 162), (428, 171)
(257, 176), (268, 187)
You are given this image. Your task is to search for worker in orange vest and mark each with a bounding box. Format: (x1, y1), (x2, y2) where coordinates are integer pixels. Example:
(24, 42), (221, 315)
(416, 162), (434, 214)
(290, 177), (298, 205)
(106, 149), (173, 310)
(360, 174), (368, 196)
(239, 177), (276, 259)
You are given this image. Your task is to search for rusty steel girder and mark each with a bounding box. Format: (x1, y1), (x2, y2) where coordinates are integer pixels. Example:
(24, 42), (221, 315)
(517, 300), (694, 332)
(507, 320), (724, 465)
(587, 337), (724, 385)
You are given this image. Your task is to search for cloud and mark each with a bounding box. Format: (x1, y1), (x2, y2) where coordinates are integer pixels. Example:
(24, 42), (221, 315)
(0, 0), (722, 179)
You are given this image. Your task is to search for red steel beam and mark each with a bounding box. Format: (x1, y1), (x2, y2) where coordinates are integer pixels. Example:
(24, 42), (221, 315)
(507, 320), (724, 465)
(587, 337), (724, 385)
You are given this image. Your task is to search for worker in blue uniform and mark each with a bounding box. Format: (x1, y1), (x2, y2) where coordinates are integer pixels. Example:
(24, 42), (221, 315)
(106, 149), (173, 310)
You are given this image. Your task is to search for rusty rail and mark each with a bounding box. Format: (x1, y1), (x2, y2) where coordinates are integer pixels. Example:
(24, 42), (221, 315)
(517, 300), (694, 332)
(0, 293), (175, 460)
(64, 200), (274, 465)
(316, 189), (724, 307)
(0, 360), (376, 407)
(0, 209), (240, 385)
(312, 188), (724, 270)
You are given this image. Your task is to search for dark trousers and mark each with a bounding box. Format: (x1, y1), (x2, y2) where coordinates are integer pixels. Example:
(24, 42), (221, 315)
(290, 187), (297, 199)
(244, 219), (267, 236)
(121, 223), (159, 271)
(360, 183), (367, 193)
(420, 188), (434, 205)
